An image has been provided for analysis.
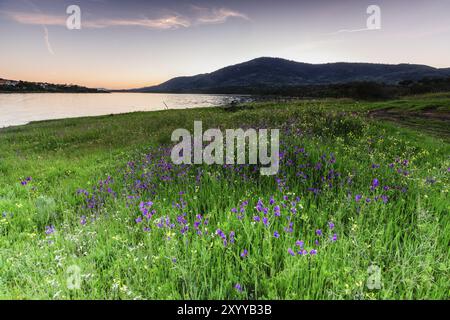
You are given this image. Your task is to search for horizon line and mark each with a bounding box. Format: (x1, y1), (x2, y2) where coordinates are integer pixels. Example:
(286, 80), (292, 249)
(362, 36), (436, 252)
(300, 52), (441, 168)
(2, 57), (449, 90)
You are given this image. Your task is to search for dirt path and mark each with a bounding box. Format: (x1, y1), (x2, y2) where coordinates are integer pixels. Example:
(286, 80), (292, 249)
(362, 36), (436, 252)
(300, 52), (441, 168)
(368, 107), (450, 140)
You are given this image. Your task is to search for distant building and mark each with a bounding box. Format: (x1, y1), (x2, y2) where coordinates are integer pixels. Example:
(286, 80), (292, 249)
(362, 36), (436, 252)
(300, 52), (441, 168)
(0, 79), (19, 86)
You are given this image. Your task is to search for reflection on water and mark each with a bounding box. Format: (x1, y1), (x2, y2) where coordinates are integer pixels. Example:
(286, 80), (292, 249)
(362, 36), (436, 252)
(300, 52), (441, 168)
(0, 93), (251, 128)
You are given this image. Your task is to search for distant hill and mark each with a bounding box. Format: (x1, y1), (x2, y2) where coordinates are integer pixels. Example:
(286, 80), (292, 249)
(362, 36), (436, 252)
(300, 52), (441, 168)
(0, 78), (108, 93)
(133, 57), (450, 94)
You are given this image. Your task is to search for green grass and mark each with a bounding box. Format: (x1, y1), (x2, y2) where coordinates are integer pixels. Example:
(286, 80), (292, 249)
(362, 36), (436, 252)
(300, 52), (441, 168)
(0, 96), (448, 299)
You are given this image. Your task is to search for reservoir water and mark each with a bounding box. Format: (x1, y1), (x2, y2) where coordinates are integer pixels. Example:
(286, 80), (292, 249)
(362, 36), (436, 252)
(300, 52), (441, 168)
(0, 93), (249, 128)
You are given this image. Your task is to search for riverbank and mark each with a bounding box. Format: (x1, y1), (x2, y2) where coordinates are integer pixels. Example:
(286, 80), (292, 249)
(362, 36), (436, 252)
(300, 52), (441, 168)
(0, 94), (448, 299)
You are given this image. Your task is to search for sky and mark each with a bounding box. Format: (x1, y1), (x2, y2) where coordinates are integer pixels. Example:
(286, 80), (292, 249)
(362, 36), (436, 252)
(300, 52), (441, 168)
(1, 0), (450, 89)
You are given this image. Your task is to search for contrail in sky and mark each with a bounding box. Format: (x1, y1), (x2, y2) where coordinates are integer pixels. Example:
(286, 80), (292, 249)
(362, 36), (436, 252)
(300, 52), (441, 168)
(23, 0), (55, 55)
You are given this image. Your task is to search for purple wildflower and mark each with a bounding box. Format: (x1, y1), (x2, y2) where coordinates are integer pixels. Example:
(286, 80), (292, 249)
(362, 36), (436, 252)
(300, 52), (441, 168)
(216, 229), (226, 240)
(284, 222), (293, 233)
(256, 199), (264, 212)
(274, 205), (281, 217)
(45, 225), (55, 235)
(229, 231), (235, 244)
(180, 226), (189, 234)
(372, 178), (380, 189)
(296, 240), (304, 248)
(269, 196), (275, 205)
(21, 176), (32, 185)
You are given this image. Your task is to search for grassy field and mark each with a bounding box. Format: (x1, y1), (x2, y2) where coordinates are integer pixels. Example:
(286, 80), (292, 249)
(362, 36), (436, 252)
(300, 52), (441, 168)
(0, 93), (448, 299)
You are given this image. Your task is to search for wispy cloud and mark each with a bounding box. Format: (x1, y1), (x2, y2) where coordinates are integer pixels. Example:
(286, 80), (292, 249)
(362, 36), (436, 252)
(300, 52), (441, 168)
(1, 6), (249, 30)
(18, 0), (56, 55)
(326, 28), (375, 35)
(3, 11), (66, 26)
(192, 6), (250, 25)
(43, 26), (55, 55)
(84, 15), (191, 29)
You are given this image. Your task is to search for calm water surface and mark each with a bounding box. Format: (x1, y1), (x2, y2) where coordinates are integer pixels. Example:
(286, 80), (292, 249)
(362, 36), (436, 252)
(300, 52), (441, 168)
(0, 93), (250, 128)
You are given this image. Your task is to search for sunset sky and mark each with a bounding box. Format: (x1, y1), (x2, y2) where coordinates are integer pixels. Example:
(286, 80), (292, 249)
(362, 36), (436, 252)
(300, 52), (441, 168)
(1, 0), (449, 89)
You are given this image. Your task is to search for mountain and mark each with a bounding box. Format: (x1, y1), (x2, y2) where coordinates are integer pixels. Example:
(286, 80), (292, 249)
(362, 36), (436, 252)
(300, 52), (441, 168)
(0, 78), (108, 93)
(134, 57), (450, 93)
